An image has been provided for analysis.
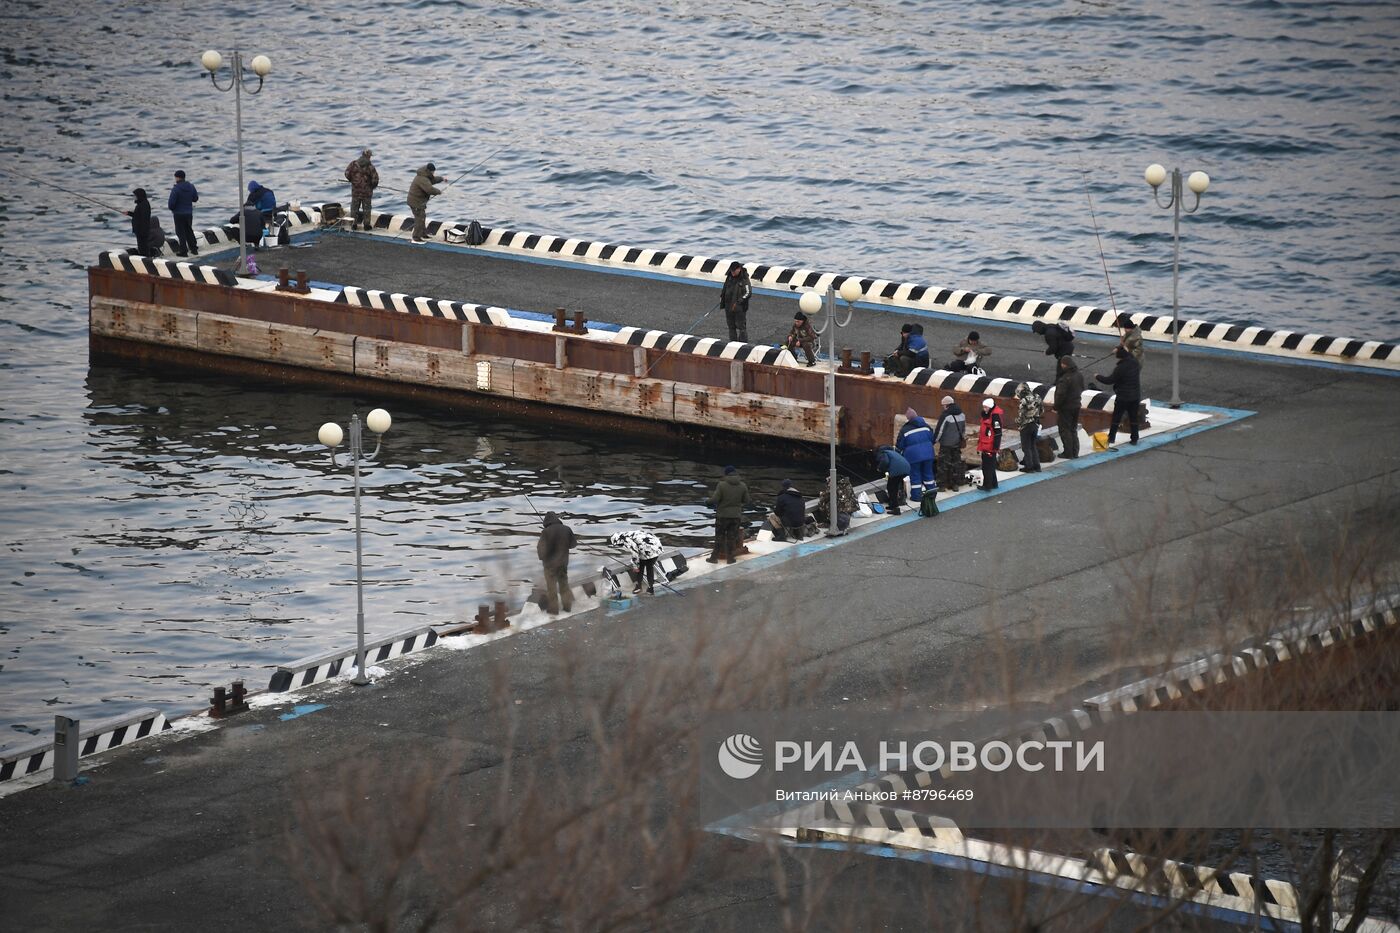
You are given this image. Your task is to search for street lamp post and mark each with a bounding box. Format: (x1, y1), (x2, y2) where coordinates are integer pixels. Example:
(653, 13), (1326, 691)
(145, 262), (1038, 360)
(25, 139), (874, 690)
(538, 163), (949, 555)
(318, 408), (392, 685)
(799, 278), (863, 536)
(1144, 163), (1210, 408)
(200, 49), (272, 277)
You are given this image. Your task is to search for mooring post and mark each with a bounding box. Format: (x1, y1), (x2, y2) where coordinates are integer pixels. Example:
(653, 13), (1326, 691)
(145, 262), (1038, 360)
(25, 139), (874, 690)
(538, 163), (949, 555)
(859, 350), (872, 374)
(840, 348), (853, 372)
(552, 307), (567, 332)
(295, 269), (309, 293)
(571, 310), (587, 334)
(475, 604), (491, 630)
(492, 600), (507, 631)
(276, 267), (290, 290)
(53, 715), (79, 783)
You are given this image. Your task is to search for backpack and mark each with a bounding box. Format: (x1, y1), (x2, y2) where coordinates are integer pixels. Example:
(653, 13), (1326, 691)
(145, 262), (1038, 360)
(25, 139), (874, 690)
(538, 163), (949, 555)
(466, 220), (486, 246)
(1054, 322), (1075, 341)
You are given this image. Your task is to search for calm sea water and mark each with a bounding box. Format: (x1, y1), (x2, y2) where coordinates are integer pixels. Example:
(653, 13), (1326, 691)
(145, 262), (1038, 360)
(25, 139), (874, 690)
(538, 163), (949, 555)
(2, 0), (1398, 738)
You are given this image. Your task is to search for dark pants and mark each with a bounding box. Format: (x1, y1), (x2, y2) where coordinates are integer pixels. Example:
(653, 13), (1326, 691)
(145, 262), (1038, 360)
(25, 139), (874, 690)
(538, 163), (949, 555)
(1020, 425), (1041, 471)
(725, 307), (748, 343)
(886, 473), (906, 514)
(1108, 396), (1141, 445)
(1058, 409), (1080, 458)
(543, 564), (572, 614)
(632, 557), (656, 594)
(981, 451), (999, 490)
(172, 213), (198, 256)
(411, 204), (428, 240)
(939, 445), (964, 490)
(787, 337), (817, 365)
(351, 196), (372, 230)
(713, 517), (744, 561)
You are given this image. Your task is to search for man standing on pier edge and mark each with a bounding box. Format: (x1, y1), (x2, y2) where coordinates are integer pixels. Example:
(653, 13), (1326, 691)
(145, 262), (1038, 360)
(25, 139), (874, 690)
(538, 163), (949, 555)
(721, 261), (752, 343)
(167, 170), (199, 257)
(408, 162), (444, 243)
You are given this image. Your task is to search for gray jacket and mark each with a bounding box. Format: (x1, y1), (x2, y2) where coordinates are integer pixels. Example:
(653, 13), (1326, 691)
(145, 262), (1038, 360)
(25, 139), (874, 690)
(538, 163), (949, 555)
(934, 406), (966, 448)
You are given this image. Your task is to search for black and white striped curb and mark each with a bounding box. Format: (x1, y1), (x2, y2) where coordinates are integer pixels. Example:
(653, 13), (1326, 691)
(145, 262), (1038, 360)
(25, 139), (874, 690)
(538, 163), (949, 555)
(1090, 847), (1298, 912)
(618, 327), (799, 367)
(334, 285), (511, 324)
(267, 624), (440, 692)
(98, 250), (239, 287)
(904, 366), (1119, 412)
(0, 708), (171, 784)
(1082, 601), (1400, 714)
(354, 207), (1397, 371)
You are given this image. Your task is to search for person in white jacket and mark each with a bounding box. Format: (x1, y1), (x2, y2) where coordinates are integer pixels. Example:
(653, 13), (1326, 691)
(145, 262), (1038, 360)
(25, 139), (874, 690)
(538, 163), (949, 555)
(609, 530), (664, 595)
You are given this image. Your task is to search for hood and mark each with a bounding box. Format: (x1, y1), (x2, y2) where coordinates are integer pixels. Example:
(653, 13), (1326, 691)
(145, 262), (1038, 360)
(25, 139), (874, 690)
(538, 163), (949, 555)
(357, 154), (373, 166)
(777, 487), (802, 499)
(417, 164), (435, 176)
(719, 474), (745, 488)
(1015, 384), (1032, 400)
(1059, 357), (1079, 374)
(542, 511), (561, 528)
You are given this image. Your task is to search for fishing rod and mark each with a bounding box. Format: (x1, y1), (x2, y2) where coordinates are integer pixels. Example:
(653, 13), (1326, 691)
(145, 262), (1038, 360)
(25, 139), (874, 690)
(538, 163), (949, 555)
(641, 300), (724, 377)
(0, 165), (129, 214)
(442, 138), (516, 191)
(602, 552), (686, 598)
(1079, 165), (1124, 337)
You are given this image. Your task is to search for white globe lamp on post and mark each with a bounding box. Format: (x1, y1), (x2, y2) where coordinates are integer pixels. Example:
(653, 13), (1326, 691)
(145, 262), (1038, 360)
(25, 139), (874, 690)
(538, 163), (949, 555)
(1144, 161), (1212, 408)
(200, 48), (272, 276)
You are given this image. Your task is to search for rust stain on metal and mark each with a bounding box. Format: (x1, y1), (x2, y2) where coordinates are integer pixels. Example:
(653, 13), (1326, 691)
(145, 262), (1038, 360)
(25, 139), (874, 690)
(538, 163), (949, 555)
(426, 353), (441, 382)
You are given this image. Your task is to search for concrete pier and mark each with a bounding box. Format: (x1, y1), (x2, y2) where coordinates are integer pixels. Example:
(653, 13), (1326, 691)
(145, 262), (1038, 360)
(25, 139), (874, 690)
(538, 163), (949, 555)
(6, 232), (1399, 928)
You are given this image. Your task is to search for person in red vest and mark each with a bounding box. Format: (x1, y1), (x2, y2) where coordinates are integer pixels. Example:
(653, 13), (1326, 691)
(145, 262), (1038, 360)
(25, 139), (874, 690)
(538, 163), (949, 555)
(977, 397), (1004, 491)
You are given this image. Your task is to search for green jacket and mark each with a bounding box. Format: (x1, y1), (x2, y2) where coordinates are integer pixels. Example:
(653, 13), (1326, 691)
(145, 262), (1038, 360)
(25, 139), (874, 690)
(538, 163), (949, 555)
(710, 474), (751, 519)
(407, 166), (443, 210)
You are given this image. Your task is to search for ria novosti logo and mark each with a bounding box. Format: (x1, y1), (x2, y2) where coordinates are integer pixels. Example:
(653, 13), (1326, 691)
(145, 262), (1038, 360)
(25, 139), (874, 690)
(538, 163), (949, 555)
(717, 733), (763, 779)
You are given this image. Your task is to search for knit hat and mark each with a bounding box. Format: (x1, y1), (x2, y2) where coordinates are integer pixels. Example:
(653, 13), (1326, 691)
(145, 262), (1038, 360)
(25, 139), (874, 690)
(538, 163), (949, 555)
(941, 395), (954, 406)
(905, 407), (918, 420)
(723, 465), (737, 475)
(174, 170), (186, 179)
(982, 397), (994, 409)
(781, 479), (793, 489)
(968, 331), (980, 341)
(794, 311), (807, 322)
(426, 162), (436, 172)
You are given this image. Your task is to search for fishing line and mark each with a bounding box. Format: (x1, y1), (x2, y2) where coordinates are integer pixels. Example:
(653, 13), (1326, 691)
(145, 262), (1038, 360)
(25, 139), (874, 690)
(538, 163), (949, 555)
(640, 301), (723, 377)
(1078, 165), (1124, 337)
(0, 165), (129, 214)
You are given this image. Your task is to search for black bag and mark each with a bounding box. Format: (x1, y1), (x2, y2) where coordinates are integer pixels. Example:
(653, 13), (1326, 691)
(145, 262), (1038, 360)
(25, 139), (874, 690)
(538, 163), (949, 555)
(919, 495), (939, 517)
(466, 220), (486, 246)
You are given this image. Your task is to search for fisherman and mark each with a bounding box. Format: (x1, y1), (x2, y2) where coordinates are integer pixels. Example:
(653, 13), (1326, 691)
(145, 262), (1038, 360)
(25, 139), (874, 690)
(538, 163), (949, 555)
(895, 407), (936, 502)
(1053, 356), (1084, 459)
(167, 170), (200, 257)
(977, 397), (1004, 491)
(125, 188), (153, 257)
(949, 331), (991, 373)
(813, 473), (858, 532)
(874, 445), (910, 516)
(1117, 312), (1144, 364)
(721, 262), (752, 343)
(885, 324), (929, 378)
(609, 529), (664, 596)
(1014, 382), (1043, 473)
(536, 511), (578, 615)
(933, 396), (967, 491)
(344, 149), (379, 230)
(1032, 320), (1075, 373)
(232, 203), (264, 249)
(1095, 346), (1142, 447)
(785, 311), (818, 366)
(706, 465), (750, 564)
(770, 479), (808, 540)
(245, 180), (276, 215)
(408, 162), (444, 243)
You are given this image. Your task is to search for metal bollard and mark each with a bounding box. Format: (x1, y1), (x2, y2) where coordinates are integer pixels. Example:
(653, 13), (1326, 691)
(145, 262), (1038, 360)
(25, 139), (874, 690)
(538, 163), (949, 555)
(571, 310), (588, 334)
(474, 604), (491, 630)
(53, 715), (80, 783)
(210, 686), (228, 718)
(859, 350), (872, 373)
(295, 269), (309, 293)
(492, 600), (508, 632)
(552, 307), (568, 332)
(840, 348), (854, 372)
(277, 267), (290, 290)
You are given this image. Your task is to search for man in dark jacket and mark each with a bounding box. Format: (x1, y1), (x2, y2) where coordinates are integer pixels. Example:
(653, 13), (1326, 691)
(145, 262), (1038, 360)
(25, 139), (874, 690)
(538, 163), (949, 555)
(771, 479), (808, 540)
(886, 324), (929, 377)
(707, 465), (751, 563)
(785, 312), (818, 366)
(167, 170), (199, 257)
(245, 180), (276, 214)
(537, 511), (578, 615)
(1014, 382), (1043, 473)
(933, 396), (967, 491)
(895, 407), (936, 501)
(126, 188), (152, 256)
(345, 149), (379, 230)
(1096, 346), (1143, 446)
(977, 397), (1004, 491)
(720, 262), (752, 343)
(875, 445), (910, 515)
(1032, 320), (1075, 375)
(1054, 356), (1085, 459)
(408, 163), (444, 243)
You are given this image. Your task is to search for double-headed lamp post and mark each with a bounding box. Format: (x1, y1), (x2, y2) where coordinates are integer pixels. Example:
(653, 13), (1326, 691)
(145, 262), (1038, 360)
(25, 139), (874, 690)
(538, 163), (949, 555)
(318, 408), (392, 685)
(799, 278), (863, 536)
(1144, 163), (1210, 408)
(200, 49), (272, 277)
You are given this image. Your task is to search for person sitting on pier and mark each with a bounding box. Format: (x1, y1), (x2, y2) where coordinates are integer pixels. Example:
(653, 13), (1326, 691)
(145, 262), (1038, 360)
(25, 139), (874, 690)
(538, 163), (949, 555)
(770, 479), (808, 541)
(875, 445), (910, 516)
(706, 465), (751, 564)
(537, 511), (578, 615)
(948, 331), (991, 373)
(1117, 312), (1144, 364)
(933, 396), (967, 491)
(785, 312), (818, 366)
(1095, 346), (1142, 447)
(408, 162), (444, 243)
(125, 188), (153, 257)
(813, 473), (858, 532)
(608, 529), (665, 596)
(895, 407), (936, 502)
(721, 262), (752, 343)
(885, 324), (929, 378)
(245, 180), (277, 216)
